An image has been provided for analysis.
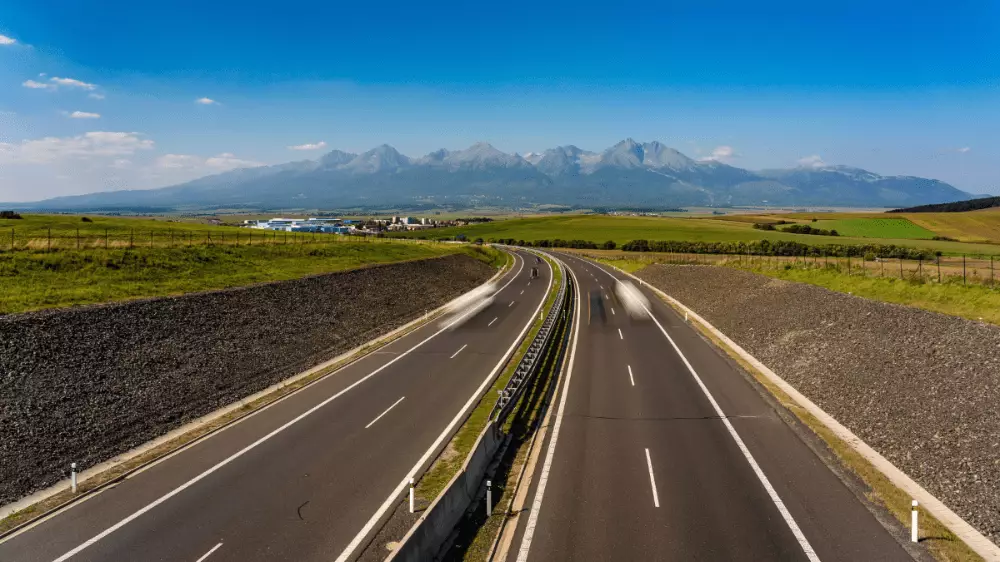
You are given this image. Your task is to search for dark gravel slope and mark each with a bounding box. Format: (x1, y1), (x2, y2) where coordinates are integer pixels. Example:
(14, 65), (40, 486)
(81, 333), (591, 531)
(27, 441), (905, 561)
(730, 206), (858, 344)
(637, 265), (1000, 544)
(0, 254), (493, 506)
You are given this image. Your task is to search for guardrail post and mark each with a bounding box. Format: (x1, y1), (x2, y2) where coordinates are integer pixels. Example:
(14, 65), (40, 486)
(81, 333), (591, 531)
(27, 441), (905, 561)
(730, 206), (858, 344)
(911, 500), (919, 542)
(409, 477), (415, 513)
(71, 463), (78, 494)
(486, 480), (492, 515)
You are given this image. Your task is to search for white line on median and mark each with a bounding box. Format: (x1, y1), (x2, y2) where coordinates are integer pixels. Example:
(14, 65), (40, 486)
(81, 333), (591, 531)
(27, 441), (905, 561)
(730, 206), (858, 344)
(516, 257), (581, 562)
(365, 397), (406, 429)
(337, 252), (555, 562)
(618, 328), (623, 340)
(587, 258), (822, 562)
(509, 301), (514, 307)
(488, 317), (498, 327)
(450, 344), (468, 359)
(645, 449), (660, 508)
(628, 365), (635, 386)
(195, 542), (223, 562)
(520, 290), (524, 295)
(611, 307), (615, 315)
(46, 252), (532, 562)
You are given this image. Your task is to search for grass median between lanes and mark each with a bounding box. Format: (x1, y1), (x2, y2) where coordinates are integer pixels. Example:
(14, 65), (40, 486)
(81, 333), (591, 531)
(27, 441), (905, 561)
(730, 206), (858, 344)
(414, 252), (562, 504)
(0, 242), (501, 315)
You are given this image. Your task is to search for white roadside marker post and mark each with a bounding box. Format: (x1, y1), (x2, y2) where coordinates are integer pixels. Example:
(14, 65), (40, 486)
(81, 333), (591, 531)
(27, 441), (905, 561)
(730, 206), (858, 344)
(71, 463), (78, 494)
(486, 480), (493, 516)
(684, 311), (689, 322)
(911, 500), (919, 542)
(409, 478), (415, 514)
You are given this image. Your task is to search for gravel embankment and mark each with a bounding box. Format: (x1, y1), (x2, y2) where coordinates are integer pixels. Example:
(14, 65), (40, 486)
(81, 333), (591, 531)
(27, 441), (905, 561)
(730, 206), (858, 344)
(0, 254), (494, 506)
(636, 265), (1000, 544)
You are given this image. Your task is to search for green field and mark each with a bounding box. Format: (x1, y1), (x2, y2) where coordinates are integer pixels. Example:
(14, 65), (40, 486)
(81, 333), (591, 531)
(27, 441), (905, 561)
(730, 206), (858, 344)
(0, 242), (500, 315)
(810, 218), (937, 239)
(397, 214), (1000, 256)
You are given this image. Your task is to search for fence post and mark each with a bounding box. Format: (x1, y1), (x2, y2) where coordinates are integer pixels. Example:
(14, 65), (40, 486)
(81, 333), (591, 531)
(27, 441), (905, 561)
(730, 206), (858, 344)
(249, 230), (252, 246)
(9, 228), (13, 252)
(171, 230), (174, 247)
(963, 254), (967, 284)
(150, 231), (153, 248)
(105, 228), (109, 250)
(847, 252), (851, 275)
(937, 256), (941, 283)
(130, 229), (134, 249)
(918, 257), (922, 279)
(48, 227), (51, 252)
(899, 256), (903, 279)
(992, 256), (995, 286)
(76, 228), (80, 250)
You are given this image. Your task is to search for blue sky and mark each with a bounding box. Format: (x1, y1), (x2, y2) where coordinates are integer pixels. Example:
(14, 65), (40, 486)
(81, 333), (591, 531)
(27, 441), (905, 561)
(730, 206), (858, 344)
(0, 0), (997, 201)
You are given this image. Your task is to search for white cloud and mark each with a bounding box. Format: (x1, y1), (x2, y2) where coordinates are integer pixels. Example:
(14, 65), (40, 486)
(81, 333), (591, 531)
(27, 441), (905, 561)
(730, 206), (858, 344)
(195, 97), (218, 105)
(22, 79), (53, 90)
(0, 34), (16, 45)
(89, 93), (106, 100)
(957, 147), (971, 153)
(111, 159), (132, 169)
(797, 154), (827, 169)
(288, 141), (327, 151)
(156, 152), (261, 171)
(698, 145), (737, 162)
(50, 76), (97, 90)
(0, 132), (154, 164)
(68, 111), (101, 119)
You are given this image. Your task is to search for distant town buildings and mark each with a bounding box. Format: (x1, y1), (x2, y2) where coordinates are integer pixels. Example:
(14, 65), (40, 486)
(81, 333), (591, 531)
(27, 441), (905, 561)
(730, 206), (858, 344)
(240, 215), (492, 235)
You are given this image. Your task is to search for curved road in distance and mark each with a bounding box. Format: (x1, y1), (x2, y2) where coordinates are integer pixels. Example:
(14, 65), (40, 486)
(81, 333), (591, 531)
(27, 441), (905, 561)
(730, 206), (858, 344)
(0, 249), (550, 562)
(505, 252), (911, 562)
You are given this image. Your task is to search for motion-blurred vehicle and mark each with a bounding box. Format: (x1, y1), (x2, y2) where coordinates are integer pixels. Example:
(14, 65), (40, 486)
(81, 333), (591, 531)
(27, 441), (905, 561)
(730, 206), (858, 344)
(530, 267), (539, 279)
(439, 281), (497, 329)
(614, 280), (649, 319)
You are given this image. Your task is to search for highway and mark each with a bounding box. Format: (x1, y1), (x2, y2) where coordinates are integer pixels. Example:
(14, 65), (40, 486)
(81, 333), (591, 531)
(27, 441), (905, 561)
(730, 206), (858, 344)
(0, 249), (551, 562)
(504, 252), (912, 562)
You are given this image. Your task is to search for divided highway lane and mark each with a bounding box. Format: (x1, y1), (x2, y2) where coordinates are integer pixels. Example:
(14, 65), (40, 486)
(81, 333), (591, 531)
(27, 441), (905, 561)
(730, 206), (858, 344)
(0, 250), (551, 562)
(506, 252), (911, 562)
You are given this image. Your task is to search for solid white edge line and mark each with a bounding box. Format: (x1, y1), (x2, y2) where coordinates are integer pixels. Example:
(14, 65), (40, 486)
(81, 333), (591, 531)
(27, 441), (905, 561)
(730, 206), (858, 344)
(611, 307), (615, 315)
(194, 542), (223, 562)
(616, 264), (1000, 560)
(334, 251), (554, 562)
(618, 328), (623, 340)
(586, 256), (821, 562)
(515, 255), (581, 562)
(645, 448), (660, 508)
(628, 365), (635, 386)
(48, 252), (530, 562)
(488, 317), (498, 327)
(364, 396), (406, 429)
(449, 344), (468, 359)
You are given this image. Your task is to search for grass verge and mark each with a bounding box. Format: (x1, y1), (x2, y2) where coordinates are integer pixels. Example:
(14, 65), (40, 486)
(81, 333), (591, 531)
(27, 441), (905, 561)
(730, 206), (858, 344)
(0, 241), (496, 315)
(588, 253), (1000, 326)
(414, 253), (563, 503)
(445, 275), (571, 562)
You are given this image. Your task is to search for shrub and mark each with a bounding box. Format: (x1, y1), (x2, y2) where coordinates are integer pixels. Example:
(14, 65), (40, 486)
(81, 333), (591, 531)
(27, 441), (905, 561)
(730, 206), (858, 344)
(602, 240), (617, 250)
(0, 210), (23, 220)
(81, 217), (93, 223)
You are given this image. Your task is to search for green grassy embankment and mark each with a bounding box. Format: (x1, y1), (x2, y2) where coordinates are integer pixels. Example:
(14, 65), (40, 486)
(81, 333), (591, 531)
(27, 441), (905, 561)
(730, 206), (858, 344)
(0, 242), (501, 315)
(395, 214), (1000, 256)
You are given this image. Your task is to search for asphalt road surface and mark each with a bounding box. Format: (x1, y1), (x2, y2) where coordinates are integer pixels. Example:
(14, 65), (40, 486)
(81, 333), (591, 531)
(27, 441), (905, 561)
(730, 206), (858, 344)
(505, 252), (912, 562)
(0, 249), (550, 562)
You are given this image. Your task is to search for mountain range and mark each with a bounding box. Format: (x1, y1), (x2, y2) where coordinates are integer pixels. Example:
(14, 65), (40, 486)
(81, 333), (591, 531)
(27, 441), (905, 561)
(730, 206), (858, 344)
(20, 139), (975, 211)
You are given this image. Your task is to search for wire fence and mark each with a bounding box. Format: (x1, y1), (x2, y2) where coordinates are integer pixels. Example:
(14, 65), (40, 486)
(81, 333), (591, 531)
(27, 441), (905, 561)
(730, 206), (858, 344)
(582, 250), (1000, 288)
(0, 228), (431, 253)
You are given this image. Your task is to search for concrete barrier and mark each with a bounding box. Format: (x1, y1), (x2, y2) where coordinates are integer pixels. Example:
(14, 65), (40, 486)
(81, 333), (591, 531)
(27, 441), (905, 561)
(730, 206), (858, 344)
(388, 422), (502, 562)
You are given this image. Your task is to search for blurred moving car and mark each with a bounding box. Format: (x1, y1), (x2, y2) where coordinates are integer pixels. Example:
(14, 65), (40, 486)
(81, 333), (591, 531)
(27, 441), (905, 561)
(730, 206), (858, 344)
(614, 279), (650, 319)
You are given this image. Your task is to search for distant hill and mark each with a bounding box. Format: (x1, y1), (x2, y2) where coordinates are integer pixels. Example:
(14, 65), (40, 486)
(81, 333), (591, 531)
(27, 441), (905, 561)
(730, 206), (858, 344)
(889, 196), (1000, 213)
(16, 139), (978, 212)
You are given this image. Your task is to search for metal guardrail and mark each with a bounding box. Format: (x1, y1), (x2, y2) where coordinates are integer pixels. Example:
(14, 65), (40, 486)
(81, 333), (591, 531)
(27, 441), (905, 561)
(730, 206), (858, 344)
(387, 252), (571, 562)
(488, 253), (568, 424)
